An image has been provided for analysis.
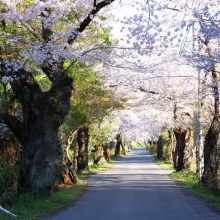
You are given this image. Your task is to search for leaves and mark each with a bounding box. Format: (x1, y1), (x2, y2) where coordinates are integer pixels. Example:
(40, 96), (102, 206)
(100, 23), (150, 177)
(60, 61), (121, 143)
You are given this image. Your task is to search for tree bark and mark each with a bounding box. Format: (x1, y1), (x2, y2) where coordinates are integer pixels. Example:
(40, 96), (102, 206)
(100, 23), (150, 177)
(169, 129), (177, 168)
(157, 135), (163, 160)
(93, 145), (106, 165)
(1, 67), (73, 195)
(202, 117), (220, 185)
(103, 142), (111, 161)
(201, 39), (220, 186)
(77, 127), (89, 172)
(174, 128), (186, 172)
(115, 133), (123, 156)
(20, 75), (72, 194)
(20, 124), (60, 194)
(58, 130), (78, 186)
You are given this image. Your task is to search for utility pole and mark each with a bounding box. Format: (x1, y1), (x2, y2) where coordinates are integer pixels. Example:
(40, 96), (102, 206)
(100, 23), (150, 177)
(193, 22), (204, 180)
(197, 69), (203, 180)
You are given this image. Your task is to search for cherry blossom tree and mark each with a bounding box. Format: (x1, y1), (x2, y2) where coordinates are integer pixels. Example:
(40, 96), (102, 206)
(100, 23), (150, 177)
(0, 0), (116, 194)
(105, 53), (198, 143)
(107, 0), (220, 182)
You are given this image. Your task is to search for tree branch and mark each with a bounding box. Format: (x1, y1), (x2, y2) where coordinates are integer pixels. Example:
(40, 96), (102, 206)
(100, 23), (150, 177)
(138, 87), (159, 94)
(167, 7), (183, 12)
(0, 113), (25, 145)
(68, 0), (115, 44)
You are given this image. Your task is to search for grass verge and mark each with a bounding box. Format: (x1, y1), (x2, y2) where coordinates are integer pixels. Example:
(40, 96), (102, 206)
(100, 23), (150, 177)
(155, 158), (220, 211)
(169, 170), (220, 210)
(0, 161), (114, 220)
(153, 158), (174, 170)
(146, 145), (220, 211)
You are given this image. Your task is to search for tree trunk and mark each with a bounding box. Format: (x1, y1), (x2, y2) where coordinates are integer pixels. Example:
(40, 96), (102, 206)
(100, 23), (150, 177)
(169, 129), (177, 168)
(60, 152), (78, 186)
(58, 130), (78, 186)
(174, 128), (186, 171)
(202, 117), (220, 185)
(201, 39), (220, 186)
(115, 142), (121, 156)
(93, 145), (106, 165)
(157, 135), (163, 160)
(183, 127), (194, 170)
(0, 68), (73, 195)
(20, 122), (61, 194)
(103, 143), (111, 161)
(77, 127), (89, 172)
(115, 133), (123, 156)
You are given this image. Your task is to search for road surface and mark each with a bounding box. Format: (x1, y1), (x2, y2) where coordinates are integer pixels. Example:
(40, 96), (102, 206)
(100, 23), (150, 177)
(41, 148), (220, 220)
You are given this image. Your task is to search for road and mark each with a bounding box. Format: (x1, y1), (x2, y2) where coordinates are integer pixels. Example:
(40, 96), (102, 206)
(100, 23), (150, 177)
(42, 148), (220, 220)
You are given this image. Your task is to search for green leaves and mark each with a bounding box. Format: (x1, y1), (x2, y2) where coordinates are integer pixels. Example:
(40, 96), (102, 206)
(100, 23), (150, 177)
(60, 61), (121, 144)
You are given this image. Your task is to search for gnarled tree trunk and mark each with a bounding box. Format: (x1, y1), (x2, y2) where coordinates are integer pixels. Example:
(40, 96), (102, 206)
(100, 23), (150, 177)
(202, 117), (220, 185)
(20, 74), (73, 195)
(21, 122), (61, 194)
(103, 143), (111, 162)
(174, 128), (186, 172)
(115, 133), (124, 156)
(201, 39), (220, 186)
(1, 68), (73, 195)
(58, 130), (78, 186)
(77, 127), (89, 172)
(93, 145), (106, 165)
(169, 129), (177, 168)
(157, 135), (163, 160)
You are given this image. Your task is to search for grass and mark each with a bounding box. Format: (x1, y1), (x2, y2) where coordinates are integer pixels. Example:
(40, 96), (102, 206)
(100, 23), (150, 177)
(82, 161), (115, 175)
(146, 144), (220, 211)
(153, 158), (174, 170)
(170, 170), (220, 210)
(153, 153), (220, 210)
(0, 161), (115, 220)
(111, 154), (125, 159)
(0, 182), (86, 220)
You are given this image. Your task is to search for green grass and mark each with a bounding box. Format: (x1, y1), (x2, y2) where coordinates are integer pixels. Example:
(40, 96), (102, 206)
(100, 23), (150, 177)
(111, 154), (125, 159)
(154, 158), (174, 170)
(81, 161), (115, 175)
(0, 181), (86, 220)
(146, 145), (220, 210)
(158, 161), (220, 210)
(0, 161), (115, 220)
(170, 170), (220, 210)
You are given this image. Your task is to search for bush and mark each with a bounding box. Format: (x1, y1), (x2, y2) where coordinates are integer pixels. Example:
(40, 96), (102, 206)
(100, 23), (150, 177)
(162, 144), (171, 162)
(146, 143), (157, 156)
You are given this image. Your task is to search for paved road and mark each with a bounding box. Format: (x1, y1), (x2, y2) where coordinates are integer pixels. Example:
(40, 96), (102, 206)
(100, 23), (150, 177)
(42, 148), (220, 220)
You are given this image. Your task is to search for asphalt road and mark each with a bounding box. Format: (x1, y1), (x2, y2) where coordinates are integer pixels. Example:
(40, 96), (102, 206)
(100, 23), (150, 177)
(42, 148), (220, 220)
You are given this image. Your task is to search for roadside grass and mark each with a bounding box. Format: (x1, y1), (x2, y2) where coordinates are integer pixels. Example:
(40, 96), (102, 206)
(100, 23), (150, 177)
(146, 144), (220, 211)
(131, 141), (146, 149)
(0, 161), (114, 220)
(170, 170), (220, 210)
(153, 158), (174, 170)
(111, 154), (125, 159)
(0, 181), (87, 220)
(83, 161), (115, 175)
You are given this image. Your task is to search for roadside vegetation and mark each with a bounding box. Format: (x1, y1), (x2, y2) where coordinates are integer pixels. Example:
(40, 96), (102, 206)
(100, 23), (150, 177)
(0, 161), (114, 220)
(145, 142), (220, 210)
